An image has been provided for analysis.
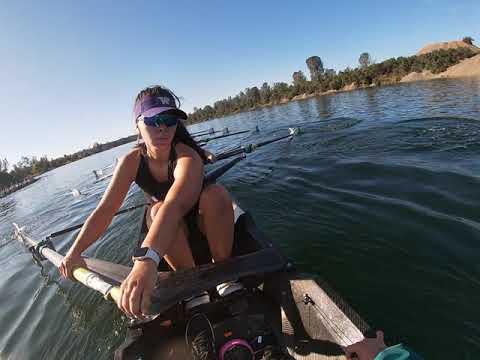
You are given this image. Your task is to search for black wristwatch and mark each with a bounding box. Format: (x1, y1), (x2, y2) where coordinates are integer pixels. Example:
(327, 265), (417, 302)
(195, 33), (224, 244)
(132, 247), (160, 266)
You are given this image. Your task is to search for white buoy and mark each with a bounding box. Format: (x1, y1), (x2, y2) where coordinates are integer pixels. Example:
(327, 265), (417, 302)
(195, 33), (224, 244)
(288, 127), (299, 136)
(93, 169), (104, 179)
(71, 189), (81, 197)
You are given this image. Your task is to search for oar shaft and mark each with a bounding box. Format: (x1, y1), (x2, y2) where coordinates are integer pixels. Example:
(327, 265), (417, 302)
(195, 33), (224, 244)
(14, 224), (121, 303)
(198, 129), (250, 145)
(205, 156), (245, 184)
(192, 128), (222, 138)
(215, 132), (294, 161)
(256, 133), (292, 147)
(215, 147), (246, 161)
(47, 203), (148, 239)
(190, 128), (215, 136)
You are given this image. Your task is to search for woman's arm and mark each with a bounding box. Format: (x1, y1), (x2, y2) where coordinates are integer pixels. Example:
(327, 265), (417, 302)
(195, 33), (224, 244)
(119, 143), (204, 318)
(142, 144), (204, 254)
(59, 150), (139, 279)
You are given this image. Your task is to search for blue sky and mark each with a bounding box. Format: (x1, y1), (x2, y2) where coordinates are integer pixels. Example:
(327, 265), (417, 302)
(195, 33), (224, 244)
(1, 0), (479, 165)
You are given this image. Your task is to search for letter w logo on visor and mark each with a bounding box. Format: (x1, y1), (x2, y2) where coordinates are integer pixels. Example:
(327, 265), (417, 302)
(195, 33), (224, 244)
(158, 97), (171, 105)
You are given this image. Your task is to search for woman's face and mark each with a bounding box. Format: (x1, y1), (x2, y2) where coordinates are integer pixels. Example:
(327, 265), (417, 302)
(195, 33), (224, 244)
(137, 116), (177, 151)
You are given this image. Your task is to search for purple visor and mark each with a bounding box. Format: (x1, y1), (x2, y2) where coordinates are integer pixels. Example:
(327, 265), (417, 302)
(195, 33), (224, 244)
(133, 93), (187, 121)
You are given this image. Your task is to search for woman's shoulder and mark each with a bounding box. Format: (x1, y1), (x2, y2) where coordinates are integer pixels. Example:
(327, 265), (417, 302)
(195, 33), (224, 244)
(117, 147), (142, 169)
(174, 142), (202, 162)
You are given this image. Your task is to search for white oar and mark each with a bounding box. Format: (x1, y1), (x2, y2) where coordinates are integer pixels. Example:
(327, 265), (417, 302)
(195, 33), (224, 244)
(13, 223), (121, 305)
(215, 127), (300, 161)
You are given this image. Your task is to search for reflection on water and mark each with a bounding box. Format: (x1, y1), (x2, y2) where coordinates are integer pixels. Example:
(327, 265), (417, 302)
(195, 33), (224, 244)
(0, 198), (16, 218)
(314, 93), (333, 119)
(0, 78), (479, 359)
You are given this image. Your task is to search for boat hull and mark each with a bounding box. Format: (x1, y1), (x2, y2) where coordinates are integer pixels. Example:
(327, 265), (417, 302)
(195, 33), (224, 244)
(116, 202), (369, 359)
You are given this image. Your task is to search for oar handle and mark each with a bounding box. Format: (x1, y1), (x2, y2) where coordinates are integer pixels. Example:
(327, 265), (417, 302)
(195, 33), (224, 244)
(72, 266), (121, 303)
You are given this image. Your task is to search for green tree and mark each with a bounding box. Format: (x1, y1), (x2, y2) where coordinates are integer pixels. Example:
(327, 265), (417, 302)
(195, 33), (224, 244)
(324, 69), (336, 77)
(271, 82), (290, 101)
(292, 71), (307, 95)
(259, 82), (271, 104)
(359, 52), (372, 68)
(462, 36), (474, 45)
(245, 87), (261, 108)
(292, 71), (307, 86)
(306, 56), (324, 81)
(213, 100), (226, 116)
(1, 158), (8, 173)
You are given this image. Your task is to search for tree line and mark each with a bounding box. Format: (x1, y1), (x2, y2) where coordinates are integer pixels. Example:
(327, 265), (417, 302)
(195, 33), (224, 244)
(187, 43), (476, 123)
(0, 135), (136, 192)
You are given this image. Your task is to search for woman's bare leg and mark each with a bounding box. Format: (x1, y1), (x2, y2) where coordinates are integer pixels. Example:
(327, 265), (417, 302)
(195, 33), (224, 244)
(148, 202), (195, 270)
(197, 184), (235, 262)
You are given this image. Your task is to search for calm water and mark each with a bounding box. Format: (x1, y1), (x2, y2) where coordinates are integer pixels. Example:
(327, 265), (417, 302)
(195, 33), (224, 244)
(1, 78), (479, 359)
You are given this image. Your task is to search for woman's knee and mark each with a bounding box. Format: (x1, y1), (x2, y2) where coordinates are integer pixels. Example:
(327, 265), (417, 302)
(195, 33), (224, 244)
(199, 184), (232, 213)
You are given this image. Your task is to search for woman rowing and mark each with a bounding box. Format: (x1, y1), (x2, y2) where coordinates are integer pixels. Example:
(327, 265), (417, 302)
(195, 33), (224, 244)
(59, 85), (241, 319)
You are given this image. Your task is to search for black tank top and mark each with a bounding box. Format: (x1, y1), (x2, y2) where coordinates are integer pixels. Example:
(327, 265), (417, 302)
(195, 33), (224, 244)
(133, 143), (212, 266)
(134, 144), (177, 201)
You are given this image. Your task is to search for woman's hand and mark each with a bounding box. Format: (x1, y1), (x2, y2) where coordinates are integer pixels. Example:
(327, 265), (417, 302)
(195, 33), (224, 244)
(59, 251), (87, 280)
(118, 259), (158, 319)
(343, 331), (386, 360)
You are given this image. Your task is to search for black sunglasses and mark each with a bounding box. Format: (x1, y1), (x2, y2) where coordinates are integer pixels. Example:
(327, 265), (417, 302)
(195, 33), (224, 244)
(141, 114), (179, 128)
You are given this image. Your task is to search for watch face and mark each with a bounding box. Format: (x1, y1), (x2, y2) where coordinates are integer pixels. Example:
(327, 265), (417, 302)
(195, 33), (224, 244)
(133, 247), (148, 258)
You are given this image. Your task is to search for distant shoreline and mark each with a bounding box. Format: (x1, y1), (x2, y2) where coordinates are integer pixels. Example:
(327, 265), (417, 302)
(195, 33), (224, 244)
(215, 59), (480, 115)
(0, 135), (135, 196)
(187, 42), (480, 124)
(0, 177), (40, 199)
(284, 58), (480, 104)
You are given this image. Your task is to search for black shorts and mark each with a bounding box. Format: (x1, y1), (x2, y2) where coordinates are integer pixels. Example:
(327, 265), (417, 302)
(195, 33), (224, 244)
(184, 201), (212, 266)
(139, 201), (212, 271)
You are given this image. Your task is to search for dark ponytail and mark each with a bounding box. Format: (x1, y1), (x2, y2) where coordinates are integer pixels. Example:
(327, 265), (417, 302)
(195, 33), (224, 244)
(175, 121), (208, 163)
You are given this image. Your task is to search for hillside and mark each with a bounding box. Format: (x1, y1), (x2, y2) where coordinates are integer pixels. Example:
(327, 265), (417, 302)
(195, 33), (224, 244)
(441, 54), (480, 77)
(402, 41), (480, 83)
(417, 40), (480, 55)
(189, 43), (479, 123)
